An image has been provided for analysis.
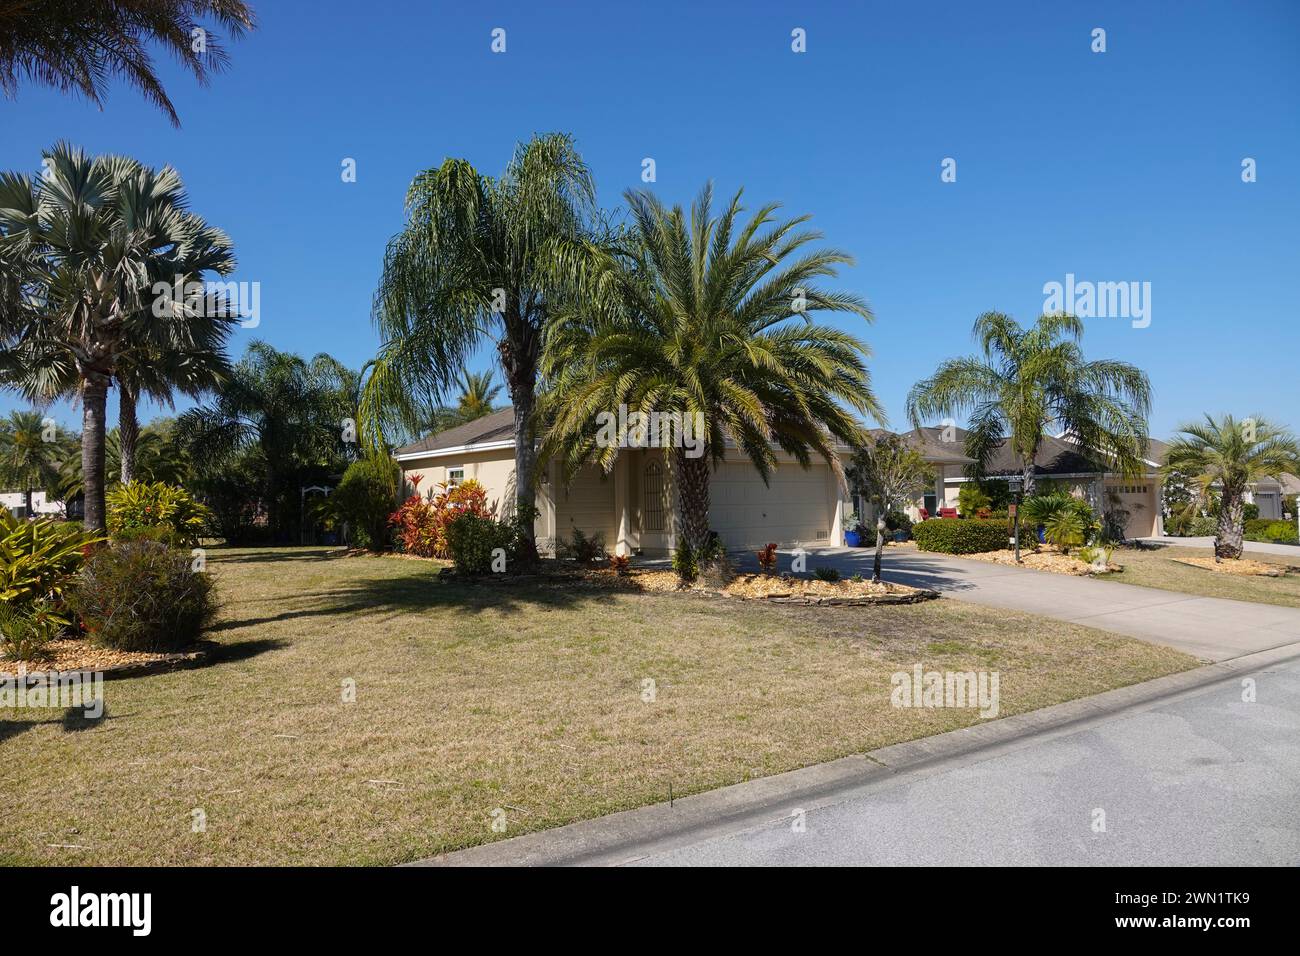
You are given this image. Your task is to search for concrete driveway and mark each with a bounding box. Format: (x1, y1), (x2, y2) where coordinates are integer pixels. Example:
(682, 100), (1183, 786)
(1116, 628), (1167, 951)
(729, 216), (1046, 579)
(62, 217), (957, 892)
(744, 546), (1300, 662)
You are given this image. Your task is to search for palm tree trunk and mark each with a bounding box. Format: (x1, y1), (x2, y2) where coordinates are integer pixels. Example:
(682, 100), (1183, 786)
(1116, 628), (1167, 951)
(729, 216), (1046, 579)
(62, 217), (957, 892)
(872, 513), (886, 583)
(675, 448), (711, 554)
(1022, 458), (1036, 498)
(501, 330), (539, 563)
(23, 487), (32, 518)
(1216, 488), (1244, 560)
(81, 375), (110, 532)
(119, 381), (139, 485)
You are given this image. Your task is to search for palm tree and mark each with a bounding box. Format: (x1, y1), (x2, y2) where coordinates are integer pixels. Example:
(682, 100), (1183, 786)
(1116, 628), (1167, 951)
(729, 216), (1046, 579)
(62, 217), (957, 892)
(55, 421), (189, 502)
(455, 369), (503, 422)
(907, 312), (1152, 496)
(115, 334), (231, 484)
(540, 183), (881, 557)
(179, 341), (358, 537)
(0, 409), (62, 515)
(360, 133), (607, 559)
(1162, 415), (1300, 560)
(0, 0), (255, 126)
(0, 143), (237, 530)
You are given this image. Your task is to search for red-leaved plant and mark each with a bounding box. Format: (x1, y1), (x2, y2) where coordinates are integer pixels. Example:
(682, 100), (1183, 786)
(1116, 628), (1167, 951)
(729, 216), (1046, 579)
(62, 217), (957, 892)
(756, 542), (778, 575)
(389, 478), (493, 558)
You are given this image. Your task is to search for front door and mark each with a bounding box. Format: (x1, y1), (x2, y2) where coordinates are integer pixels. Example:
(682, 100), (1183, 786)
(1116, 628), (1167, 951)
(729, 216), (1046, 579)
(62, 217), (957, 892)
(639, 457), (670, 554)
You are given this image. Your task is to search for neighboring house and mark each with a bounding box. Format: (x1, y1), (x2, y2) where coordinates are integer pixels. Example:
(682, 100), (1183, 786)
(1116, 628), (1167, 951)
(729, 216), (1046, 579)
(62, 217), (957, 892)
(882, 427), (1166, 539)
(393, 414), (1295, 555)
(0, 489), (65, 519)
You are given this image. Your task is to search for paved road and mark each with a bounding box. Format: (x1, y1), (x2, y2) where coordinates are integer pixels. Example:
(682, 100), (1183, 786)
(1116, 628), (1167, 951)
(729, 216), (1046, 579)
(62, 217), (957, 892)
(753, 546), (1300, 662)
(632, 655), (1300, 866)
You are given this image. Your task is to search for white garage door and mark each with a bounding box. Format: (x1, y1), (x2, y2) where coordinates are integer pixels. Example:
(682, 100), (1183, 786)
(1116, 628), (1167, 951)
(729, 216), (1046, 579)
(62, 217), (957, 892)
(1105, 482), (1156, 539)
(708, 461), (833, 550)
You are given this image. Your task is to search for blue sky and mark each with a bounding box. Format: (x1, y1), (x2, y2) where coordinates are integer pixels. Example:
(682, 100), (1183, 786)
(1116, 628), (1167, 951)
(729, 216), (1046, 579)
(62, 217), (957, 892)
(2, 0), (1297, 439)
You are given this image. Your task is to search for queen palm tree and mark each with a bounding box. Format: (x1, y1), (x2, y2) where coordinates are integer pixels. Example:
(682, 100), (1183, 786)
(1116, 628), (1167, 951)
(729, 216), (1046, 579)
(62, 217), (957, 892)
(0, 0), (255, 126)
(0, 409), (62, 515)
(1163, 415), (1300, 560)
(360, 133), (607, 559)
(539, 183), (882, 557)
(907, 312), (1152, 496)
(0, 143), (238, 529)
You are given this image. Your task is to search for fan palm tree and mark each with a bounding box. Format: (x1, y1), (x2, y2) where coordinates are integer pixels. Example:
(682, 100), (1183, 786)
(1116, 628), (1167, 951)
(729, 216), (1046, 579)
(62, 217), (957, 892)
(907, 312), (1152, 496)
(1162, 415), (1300, 560)
(0, 0), (255, 126)
(0, 409), (62, 515)
(0, 143), (237, 530)
(179, 341), (357, 536)
(539, 183), (881, 556)
(360, 133), (608, 559)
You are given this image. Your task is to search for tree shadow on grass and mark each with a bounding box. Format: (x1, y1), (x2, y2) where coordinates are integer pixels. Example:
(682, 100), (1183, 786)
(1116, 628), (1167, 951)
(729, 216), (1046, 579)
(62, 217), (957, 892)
(207, 571), (627, 635)
(208, 547), (351, 565)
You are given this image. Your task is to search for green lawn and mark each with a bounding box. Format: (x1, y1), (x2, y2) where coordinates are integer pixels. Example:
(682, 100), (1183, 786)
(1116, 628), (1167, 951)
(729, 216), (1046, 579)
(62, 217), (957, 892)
(1105, 545), (1300, 608)
(1, 546), (1194, 866)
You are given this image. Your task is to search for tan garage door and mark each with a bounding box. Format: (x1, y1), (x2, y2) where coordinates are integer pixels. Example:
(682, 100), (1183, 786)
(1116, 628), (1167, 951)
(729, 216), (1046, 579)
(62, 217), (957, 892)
(1105, 482), (1156, 539)
(708, 461), (833, 550)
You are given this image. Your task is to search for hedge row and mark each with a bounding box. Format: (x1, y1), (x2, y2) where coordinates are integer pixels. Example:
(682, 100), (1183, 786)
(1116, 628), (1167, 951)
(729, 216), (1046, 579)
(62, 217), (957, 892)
(911, 518), (1010, 554)
(1245, 518), (1299, 545)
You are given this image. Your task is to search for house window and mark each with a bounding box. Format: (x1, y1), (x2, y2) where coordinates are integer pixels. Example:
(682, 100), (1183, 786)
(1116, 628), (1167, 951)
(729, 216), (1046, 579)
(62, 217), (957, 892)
(643, 461), (665, 532)
(448, 467), (464, 487)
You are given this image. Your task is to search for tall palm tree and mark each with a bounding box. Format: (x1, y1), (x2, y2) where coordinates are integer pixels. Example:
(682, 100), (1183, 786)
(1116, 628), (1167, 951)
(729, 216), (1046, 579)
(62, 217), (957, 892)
(540, 183), (881, 555)
(179, 341), (357, 536)
(115, 332), (231, 484)
(0, 409), (61, 515)
(0, 143), (237, 530)
(360, 133), (607, 558)
(0, 0), (255, 126)
(907, 312), (1152, 496)
(1163, 415), (1300, 560)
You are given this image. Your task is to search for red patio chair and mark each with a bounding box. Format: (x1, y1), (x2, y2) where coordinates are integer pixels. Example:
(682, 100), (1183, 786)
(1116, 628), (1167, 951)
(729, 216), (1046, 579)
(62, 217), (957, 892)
(917, 508), (930, 521)
(939, 507), (958, 519)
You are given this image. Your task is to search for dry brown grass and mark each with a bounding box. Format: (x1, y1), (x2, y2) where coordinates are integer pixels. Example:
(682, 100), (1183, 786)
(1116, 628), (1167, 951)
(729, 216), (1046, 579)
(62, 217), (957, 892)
(1106, 545), (1300, 607)
(0, 546), (1194, 866)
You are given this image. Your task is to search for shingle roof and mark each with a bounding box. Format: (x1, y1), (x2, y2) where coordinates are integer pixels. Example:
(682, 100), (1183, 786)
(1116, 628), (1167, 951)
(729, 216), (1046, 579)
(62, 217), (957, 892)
(868, 427), (975, 464)
(393, 408), (515, 457)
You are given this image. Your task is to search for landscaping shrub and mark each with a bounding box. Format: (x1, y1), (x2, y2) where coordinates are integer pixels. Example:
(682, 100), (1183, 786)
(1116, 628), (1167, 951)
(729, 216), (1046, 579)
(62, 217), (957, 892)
(610, 554), (630, 576)
(912, 518), (1008, 554)
(755, 542), (778, 574)
(0, 512), (102, 617)
(443, 512), (516, 575)
(557, 528), (606, 565)
(0, 599), (63, 661)
(1244, 502), (1260, 522)
(813, 566), (841, 582)
(671, 537), (699, 582)
(319, 456), (399, 551)
(68, 541), (217, 652)
(957, 483), (991, 516)
(884, 510), (913, 534)
(1245, 519), (1298, 545)
(390, 478), (493, 558)
(1022, 493), (1099, 552)
(107, 481), (212, 547)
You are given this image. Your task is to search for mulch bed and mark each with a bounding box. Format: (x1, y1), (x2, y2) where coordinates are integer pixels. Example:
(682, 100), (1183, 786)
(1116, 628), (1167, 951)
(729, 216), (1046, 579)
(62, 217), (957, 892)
(956, 547), (1120, 576)
(1171, 555), (1289, 577)
(437, 563), (937, 605)
(1, 640), (214, 680)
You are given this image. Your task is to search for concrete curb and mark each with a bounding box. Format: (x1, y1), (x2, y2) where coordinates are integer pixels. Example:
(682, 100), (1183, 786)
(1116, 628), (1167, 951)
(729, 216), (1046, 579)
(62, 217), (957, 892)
(409, 640), (1300, 867)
